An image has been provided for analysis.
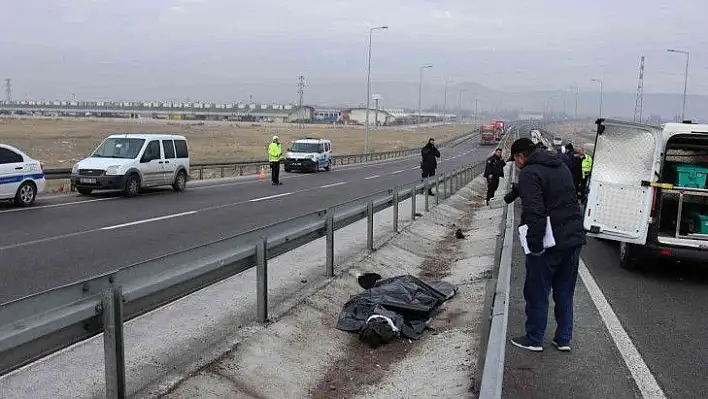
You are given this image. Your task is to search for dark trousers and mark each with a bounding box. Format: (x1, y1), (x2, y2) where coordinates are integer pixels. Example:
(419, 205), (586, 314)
(486, 177), (500, 201)
(270, 161), (280, 184)
(422, 169), (436, 193)
(523, 245), (582, 345)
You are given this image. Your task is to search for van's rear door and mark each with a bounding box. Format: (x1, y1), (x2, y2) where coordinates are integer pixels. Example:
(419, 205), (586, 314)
(583, 119), (663, 245)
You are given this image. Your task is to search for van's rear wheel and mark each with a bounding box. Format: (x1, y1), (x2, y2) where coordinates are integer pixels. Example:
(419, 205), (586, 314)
(619, 242), (642, 271)
(77, 188), (93, 195)
(173, 170), (187, 192)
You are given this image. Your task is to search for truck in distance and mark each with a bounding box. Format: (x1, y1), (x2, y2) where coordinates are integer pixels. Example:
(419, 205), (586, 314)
(480, 124), (496, 146)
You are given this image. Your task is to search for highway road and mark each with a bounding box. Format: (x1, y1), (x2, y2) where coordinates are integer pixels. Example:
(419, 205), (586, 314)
(0, 132), (506, 304)
(535, 126), (708, 398)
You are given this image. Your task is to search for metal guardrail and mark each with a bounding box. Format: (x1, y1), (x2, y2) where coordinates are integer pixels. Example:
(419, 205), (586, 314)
(475, 127), (518, 398)
(0, 135), (505, 396)
(42, 130), (482, 181)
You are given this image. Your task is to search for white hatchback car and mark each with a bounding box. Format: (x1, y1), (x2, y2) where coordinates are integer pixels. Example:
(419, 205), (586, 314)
(0, 144), (45, 206)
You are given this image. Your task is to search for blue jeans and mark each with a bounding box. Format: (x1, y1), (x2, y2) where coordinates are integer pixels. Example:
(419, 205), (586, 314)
(523, 245), (582, 345)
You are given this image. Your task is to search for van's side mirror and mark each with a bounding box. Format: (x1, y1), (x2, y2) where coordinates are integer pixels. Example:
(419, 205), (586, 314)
(141, 153), (155, 163)
(287, 147), (291, 151)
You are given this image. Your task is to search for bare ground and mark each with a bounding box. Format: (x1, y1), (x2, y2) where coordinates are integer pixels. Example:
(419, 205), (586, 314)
(310, 195), (482, 398)
(0, 118), (471, 169)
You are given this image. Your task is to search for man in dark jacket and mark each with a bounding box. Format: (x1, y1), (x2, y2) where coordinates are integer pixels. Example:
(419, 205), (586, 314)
(504, 138), (586, 353)
(561, 143), (583, 197)
(484, 148), (506, 205)
(420, 138), (441, 195)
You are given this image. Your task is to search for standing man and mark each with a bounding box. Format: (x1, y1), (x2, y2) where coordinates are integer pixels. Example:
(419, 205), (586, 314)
(268, 135), (283, 185)
(420, 138), (440, 196)
(484, 148), (505, 205)
(504, 138), (586, 352)
(576, 146), (593, 203)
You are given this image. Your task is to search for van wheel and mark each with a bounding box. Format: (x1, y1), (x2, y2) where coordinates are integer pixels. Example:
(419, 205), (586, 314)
(619, 242), (642, 271)
(173, 170), (187, 192)
(325, 161), (331, 171)
(77, 188), (93, 195)
(14, 182), (37, 207)
(124, 174), (140, 197)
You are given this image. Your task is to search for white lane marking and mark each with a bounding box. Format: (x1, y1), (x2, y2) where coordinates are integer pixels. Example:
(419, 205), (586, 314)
(392, 170), (404, 174)
(101, 211), (198, 231)
(410, 167), (418, 171)
(0, 197), (118, 214)
(578, 260), (666, 399)
(364, 175), (380, 180)
(248, 192), (293, 202)
(320, 182), (346, 188)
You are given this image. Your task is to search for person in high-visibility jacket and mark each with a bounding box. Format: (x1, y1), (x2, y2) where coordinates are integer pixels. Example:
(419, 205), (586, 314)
(576, 146), (592, 202)
(268, 135), (283, 185)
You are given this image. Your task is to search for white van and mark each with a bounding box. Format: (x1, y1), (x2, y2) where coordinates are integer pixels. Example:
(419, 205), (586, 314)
(283, 138), (332, 173)
(71, 134), (190, 197)
(584, 119), (708, 270)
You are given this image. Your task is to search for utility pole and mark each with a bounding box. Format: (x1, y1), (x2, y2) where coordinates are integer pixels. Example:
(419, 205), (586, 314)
(667, 49), (689, 121)
(364, 26), (388, 154)
(634, 56), (645, 123)
(442, 79), (449, 125)
(297, 75), (305, 129)
(4, 78), (11, 103)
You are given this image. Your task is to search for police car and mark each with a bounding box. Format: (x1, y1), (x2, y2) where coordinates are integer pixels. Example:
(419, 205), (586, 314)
(283, 138), (332, 173)
(0, 144), (45, 206)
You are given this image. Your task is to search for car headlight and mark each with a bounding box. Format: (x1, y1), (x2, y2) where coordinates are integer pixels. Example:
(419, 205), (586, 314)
(72, 164), (79, 174)
(311, 154), (318, 161)
(105, 165), (121, 175)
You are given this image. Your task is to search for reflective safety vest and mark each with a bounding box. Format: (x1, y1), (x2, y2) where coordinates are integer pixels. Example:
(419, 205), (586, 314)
(582, 154), (592, 177)
(268, 142), (282, 162)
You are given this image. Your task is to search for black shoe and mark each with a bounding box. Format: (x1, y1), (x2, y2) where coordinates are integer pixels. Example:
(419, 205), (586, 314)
(552, 339), (571, 352)
(486, 200), (490, 206)
(511, 335), (543, 352)
(277, 182), (283, 185)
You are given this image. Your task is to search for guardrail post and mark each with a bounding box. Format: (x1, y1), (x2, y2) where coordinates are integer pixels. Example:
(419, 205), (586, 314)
(102, 285), (126, 399)
(326, 210), (334, 277)
(424, 178), (429, 212)
(435, 175), (440, 205)
(367, 200), (374, 251)
(199, 168), (204, 180)
(220, 167), (225, 178)
(410, 186), (417, 221)
(393, 189), (399, 233)
(256, 237), (268, 323)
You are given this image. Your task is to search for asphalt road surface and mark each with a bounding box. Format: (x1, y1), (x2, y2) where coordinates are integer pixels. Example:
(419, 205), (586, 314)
(0, 132), (506, 304)
(532, 125), (708, 398)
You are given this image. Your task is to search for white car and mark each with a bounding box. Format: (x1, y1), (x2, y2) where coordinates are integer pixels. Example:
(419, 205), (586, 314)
(553, 136), (563, 146)
(0, 144), (45, 206)
(71, 134), (190, 197)
(283, 138), (332, 173)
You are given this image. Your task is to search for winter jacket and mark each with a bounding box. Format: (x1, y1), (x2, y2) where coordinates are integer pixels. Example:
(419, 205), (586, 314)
(484, 154), (505, 180)
(421, 144), (440, 173)
(268, 142), (282, 162)
(517, 149), (586, 253)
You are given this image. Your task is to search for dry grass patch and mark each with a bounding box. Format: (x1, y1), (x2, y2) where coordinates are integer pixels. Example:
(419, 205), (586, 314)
(0, 118), (472, 169)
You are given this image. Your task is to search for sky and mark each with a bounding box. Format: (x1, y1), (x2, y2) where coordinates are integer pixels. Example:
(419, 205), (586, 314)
(1, 0), (707, 103)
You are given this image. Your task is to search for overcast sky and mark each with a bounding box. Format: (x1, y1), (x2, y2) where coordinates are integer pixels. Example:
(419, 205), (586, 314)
(1, 0), (707, 102)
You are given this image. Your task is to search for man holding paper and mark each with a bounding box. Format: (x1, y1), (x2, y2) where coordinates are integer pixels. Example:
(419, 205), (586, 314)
(504, 138), (586, 353)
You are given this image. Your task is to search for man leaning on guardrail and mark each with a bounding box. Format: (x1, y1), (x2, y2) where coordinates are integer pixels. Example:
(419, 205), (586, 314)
(268, 135), (283, 185)
(503, 137), (586, 353)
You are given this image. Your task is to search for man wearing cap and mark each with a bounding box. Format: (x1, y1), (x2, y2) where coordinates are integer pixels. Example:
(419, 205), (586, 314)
(484, 148), (506, 205)
(504, 137), (586, 353)
(268, 136), (283, 185)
